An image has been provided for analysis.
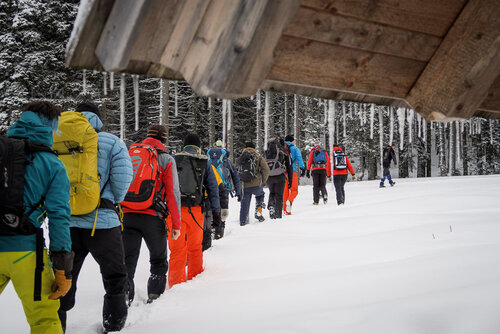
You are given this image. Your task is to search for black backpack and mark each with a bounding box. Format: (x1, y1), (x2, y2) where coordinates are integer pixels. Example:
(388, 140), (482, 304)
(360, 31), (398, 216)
(237, 150), (258, 182)
(333, 150), (347, 170)
(174, 152), (207, 207)
(265, 139), (286, 176)
(0, 136), (55, 235)
(383, 147), (390, 161)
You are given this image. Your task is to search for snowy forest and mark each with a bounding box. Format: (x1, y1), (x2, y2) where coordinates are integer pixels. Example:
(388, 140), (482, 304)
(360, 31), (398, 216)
(1, 0), (499, 180)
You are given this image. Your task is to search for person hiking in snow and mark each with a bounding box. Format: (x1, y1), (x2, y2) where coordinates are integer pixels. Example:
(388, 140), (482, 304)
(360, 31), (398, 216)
(265, 137), (293, 219)
(283, 135), (305, 215)
(121, 125), (181, 305)
(58, 102), (133, 333)
(0, 101), (73, 334)
(206, 139), (242, 239)
(306, 141), (332, 205)
(237, 141), (270, 225)
(332, 145), (356, 206)
(380, 143), (397, 188)
(167, 133), (221, 288)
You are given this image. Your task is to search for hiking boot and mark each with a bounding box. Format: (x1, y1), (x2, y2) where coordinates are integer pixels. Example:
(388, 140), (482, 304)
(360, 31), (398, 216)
(313, 202), (319, 205)
(379, 184), (386, 188)
(146, 293), (160, 304)
(284, 200), (292, 215)
(125, 279), (134, 307)
(214, 226), (224, 239)
(147, 274), (166, 300)
(269, 206), (276, 219)
(323, 194), (328, 204)
(103, 294), (127, 332)
(255, 206), (265, 222)
(390, 182), (396, 187)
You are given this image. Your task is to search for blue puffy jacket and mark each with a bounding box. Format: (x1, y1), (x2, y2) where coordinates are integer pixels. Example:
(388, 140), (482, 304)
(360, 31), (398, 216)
(70, 112), (133, 229)
(206, 148), (241, 197)
(0, 111), (71, 252)
(285, 141), (305, 172)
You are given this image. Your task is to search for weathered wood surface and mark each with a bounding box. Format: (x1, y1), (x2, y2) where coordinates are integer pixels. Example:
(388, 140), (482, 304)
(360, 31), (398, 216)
(478, 75), (500, 114)
(267, 36), (426, 99)
(261, 79), (409, 108)
(179, 0), (301, 98)
(66, 0), (115, 69)
(96, 0), (153, 71)
(302, 0), (466, 37)
(406, 0), (500, 120)
(284, 6), (441, 61)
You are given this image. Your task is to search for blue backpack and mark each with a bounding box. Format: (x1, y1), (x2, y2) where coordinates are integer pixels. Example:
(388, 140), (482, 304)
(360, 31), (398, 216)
(313, 148), (327, 167)
(207, 148), (232, 191)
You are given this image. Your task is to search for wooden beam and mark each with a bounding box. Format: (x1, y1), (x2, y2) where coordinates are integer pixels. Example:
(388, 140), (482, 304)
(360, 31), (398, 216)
(478, 75), (500, 113)
(66, 0), (115, 69)
(473, 110), (500, 120)
(129, 0), (186, 63)
(95, 0), (153, 72)
(406, 0), (500, 121)
(178, 0), (302, 98)
(267, 36), (426, 99)
(284, 6), (441, 62)
(302, 0), (466, 37)
(261, 79), (409, 107)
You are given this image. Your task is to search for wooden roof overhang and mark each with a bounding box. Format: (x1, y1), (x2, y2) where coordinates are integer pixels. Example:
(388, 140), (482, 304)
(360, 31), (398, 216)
(66, 0), (500, 121)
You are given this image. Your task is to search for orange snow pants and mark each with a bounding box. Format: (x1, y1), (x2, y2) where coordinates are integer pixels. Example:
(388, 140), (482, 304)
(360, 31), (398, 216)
(167, 206), (204, 288)
(283, 172), (299, 210)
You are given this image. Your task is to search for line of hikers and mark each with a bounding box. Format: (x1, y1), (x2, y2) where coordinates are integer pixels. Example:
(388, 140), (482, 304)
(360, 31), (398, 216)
(1, 100), (395, 333)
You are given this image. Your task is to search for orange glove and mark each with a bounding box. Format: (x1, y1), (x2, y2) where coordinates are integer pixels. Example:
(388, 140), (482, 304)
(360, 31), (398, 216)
(48, 269), (72, 300)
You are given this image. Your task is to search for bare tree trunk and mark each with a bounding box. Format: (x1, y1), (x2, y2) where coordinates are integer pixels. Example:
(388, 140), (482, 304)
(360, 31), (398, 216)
(160, 79), (169, 145)
(439, 123), (447, 176)
(256, 90), (263, 152)
(426, 121), (432, 177)
(462, 122), (469, 175)
(227, 99), (234, 162)
(208, 97), (215, 147)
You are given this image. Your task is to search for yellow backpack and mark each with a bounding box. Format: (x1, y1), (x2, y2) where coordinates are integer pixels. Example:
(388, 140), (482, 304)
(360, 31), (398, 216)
(53, 111), (100, 215)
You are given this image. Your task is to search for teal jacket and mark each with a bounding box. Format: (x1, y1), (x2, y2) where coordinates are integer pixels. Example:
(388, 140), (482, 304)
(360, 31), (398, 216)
(0, 111), (71, 252)
(70, 112), (133, 229)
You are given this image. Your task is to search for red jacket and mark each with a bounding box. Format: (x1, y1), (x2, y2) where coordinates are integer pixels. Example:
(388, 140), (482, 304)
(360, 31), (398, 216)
(307, 145), (331, 177)
(124, 137), (182, 230)
(332, 146), (355, 176)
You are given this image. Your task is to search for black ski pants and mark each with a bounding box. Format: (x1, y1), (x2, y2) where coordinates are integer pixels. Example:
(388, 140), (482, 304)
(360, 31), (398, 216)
(122, 213), (168, 296)
(312, 169), (327, 203)
(333, 174), (348, 205)
(59, 226), (128, 332)
(267, 175), (286, 218)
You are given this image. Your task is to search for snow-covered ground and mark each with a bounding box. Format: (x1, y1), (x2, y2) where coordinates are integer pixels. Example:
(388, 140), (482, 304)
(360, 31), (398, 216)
(3, 175), (500, 334)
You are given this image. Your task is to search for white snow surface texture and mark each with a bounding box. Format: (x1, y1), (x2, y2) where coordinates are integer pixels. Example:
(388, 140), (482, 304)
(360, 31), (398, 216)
(2, 175), (500, 334)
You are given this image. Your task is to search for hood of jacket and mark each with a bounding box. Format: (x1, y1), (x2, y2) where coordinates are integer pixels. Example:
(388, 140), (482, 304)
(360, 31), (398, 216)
(7, 111), (54, 146)
(333, 146), (343, 152)
(143, 137), (166, 151)
(285, 141), (294, 148)
(81, 111), (103, 131)
(243, 147), (258, 155)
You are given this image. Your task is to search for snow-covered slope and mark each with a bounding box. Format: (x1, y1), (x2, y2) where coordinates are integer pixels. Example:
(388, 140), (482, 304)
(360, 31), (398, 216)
(3, 175), (500, 334)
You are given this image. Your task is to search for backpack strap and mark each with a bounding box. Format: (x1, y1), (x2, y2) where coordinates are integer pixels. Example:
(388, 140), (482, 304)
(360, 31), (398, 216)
(33, 227), (44, 301)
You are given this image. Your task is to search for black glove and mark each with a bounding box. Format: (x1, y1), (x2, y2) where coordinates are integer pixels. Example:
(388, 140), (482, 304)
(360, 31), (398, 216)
(300, 168), (306, 177)
(212, 211), (222, 226)
(305, 170), (310, 178)
(236, 193), (242, 202)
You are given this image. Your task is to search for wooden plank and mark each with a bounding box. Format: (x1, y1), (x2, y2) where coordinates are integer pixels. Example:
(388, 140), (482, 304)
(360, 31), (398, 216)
(478, 75), (500, 113)
(129, 0), (185, 63)
(406, 0), (500, 121)
(261, 79), (409, 107)
(158, 0), (211, 70)
(473, 110), (500, 120)
(302, 0), (465, 37)
(66, 0), (115, 69)
(95, 0), (153, 71)
(179, 0), (302, 98)
(267, 35), (426, 99)
(284, 6), (441, 62)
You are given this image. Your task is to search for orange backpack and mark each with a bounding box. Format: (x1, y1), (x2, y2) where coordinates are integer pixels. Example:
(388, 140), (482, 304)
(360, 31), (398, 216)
(121, 143), (160, 210)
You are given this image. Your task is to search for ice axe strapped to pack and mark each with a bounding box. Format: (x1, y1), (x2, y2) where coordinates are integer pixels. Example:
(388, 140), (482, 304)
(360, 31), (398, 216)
(52, 111), (100, 215)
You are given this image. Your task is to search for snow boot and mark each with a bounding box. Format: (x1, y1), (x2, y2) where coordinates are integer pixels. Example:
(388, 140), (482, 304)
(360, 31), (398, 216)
(147, 274), (166, 303)
(390, 182), (396, 187)
(313, 202), (319, 205)
(379, 184), (386, 188)
(284, 200), (292, 215)
(125, 279), (135, 306)
(323, 194), (328, 204)
(255, 206), (265, 222)
(214, 224), (224, 239)
(103, 294), (127, 332)
(269, 205), (276, 219)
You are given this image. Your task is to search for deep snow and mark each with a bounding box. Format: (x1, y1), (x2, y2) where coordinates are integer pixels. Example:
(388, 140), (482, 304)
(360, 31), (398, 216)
(2, 175), (500, 334)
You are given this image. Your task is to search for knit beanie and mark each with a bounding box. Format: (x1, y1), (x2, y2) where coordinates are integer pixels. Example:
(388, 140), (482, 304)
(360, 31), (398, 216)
(215, 140), (223, 147)
(147, 124), (168, 143)
(285, 135), (294, 142)
(184, 133), (201, 148)
(245, 141), (255, 148)
(76, 102), (100, 118)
